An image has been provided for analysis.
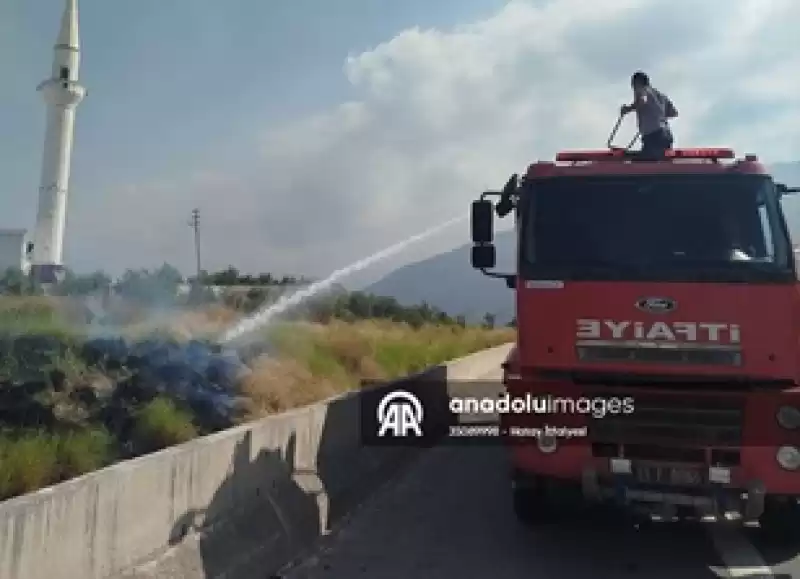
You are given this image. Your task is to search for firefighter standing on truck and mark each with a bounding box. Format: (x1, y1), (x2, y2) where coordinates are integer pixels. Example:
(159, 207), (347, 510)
(620, 71), (678, 160)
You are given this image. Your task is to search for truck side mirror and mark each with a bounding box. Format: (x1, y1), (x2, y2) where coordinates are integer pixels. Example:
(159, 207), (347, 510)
(471, 244), (496, 269)
(471, 200), (494, 243)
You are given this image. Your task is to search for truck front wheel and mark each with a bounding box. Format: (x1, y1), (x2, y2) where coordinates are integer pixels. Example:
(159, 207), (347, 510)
(512, 474), (579, 525)
(513, 484), (553, 524)
(758, 495), (800, 543)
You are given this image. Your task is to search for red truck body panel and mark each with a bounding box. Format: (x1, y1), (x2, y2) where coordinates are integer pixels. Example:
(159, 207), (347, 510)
(515, 281), (800, 381)
(500, 148), (800, 507)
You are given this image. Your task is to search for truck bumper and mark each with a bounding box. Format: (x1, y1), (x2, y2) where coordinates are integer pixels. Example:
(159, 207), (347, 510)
(580, 467), (766, 520)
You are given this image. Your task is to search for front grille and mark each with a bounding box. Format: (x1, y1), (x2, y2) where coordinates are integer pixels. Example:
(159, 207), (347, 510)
(634, 465), (704, 486)
(576, 343), (741, 366)
(588, 392), (744, 464)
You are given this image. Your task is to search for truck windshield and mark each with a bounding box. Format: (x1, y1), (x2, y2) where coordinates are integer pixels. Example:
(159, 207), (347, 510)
(521, 174), (793, 282)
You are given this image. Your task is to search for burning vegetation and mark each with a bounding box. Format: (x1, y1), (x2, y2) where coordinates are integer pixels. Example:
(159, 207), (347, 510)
(0, 270), (512, 500)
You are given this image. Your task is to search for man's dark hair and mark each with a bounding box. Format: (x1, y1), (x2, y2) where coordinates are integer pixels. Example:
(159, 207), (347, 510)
(631, 71), (649, 86)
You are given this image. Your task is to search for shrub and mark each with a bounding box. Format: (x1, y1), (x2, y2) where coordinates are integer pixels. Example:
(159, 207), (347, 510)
(131, 397), (198, 453)
(58, 428), (116, 479)
(0, 431), (59, 499)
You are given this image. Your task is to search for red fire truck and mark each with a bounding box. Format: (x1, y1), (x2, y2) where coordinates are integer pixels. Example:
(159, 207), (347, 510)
(470, 136), (800, 534)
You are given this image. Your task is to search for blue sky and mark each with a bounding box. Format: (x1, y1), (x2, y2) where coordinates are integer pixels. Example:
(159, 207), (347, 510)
(0, 0), (503, 229)
(1, 0), (798, 281)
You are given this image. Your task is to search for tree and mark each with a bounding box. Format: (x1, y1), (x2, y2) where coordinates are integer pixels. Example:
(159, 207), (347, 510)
(115, 264), (183, 305)
(347, 292), (373, 318)
(153, 263), (184, 286)
(0, 260), (473, 329)
(57, 270), (112, 295)
(0, 268), (38, 296)
(483, 312), (496, 329)
(405, 309), (425, 329)
(209, 265), (239, 285)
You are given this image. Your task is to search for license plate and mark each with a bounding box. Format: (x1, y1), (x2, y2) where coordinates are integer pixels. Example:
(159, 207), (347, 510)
(634, 466), (703, 486)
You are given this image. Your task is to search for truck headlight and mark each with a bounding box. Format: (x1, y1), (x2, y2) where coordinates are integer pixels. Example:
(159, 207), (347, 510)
(777, 406), (800, 429)
(537, 434), (557, 454)
(776, 446), (800, 470)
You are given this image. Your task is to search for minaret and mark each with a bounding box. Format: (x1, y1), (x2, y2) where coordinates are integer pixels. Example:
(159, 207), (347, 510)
(30, 0), (86, 283)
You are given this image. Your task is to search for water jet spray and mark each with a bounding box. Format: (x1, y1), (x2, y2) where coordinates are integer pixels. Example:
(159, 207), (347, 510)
(220, 215), (467, 345)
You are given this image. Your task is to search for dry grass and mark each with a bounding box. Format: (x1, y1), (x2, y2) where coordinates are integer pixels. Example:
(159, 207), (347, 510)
(239, 319), (513, 420)
(119, 304), (239, 341)
(0, 294), (239, 342)
(0, 296), (87, 335)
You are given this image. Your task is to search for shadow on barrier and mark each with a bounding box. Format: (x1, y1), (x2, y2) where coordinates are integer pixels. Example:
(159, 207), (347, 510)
(317, 364), (454, 529)
(160, 364), (456, 579)
(165, 432), (321, 579)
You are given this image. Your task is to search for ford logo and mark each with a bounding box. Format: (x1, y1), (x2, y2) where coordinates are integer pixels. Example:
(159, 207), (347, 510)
(635, 297), (676, 314)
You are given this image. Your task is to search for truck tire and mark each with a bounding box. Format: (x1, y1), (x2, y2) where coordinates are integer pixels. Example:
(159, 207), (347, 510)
(512, 474), (576, 525)
(758, 496), (800, 543)
(513, 485), (554, 525)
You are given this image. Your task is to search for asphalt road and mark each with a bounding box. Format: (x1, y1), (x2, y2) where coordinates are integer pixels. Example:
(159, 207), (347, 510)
(279, 369), (800, 579)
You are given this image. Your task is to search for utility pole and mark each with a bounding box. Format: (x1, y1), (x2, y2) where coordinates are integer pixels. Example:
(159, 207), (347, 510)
(188, 208), (201, 285)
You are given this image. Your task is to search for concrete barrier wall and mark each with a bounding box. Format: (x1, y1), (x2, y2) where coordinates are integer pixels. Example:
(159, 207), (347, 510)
(0, 343), (511, 579)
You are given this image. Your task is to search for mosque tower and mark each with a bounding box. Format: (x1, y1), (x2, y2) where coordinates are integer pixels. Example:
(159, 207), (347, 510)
(30, 0), (86, 283)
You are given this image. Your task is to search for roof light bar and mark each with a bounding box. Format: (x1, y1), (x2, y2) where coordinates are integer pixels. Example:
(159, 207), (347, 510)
(555, 148), (735, 162)
(666, 148), (735, 159)
(555, 150), (624, 162)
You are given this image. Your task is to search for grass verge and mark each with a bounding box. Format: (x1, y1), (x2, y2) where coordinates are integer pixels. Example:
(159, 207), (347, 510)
(0, 427), (115, 498)
(239, 319), (513, 419)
